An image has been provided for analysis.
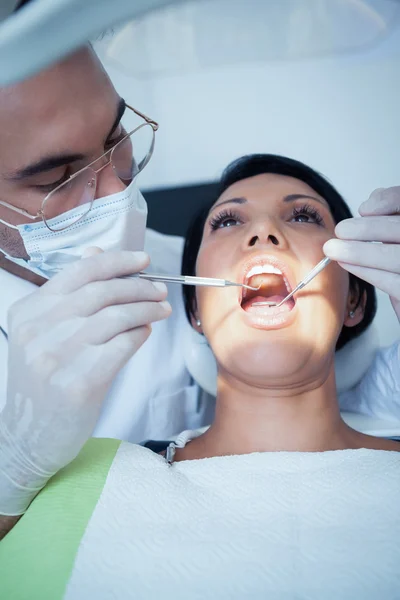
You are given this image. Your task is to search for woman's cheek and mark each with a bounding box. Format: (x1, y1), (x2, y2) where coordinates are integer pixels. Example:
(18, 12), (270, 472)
(327, 263), (351, 321)
(195, 287), (206, 317)
(197, 288), (217, 322)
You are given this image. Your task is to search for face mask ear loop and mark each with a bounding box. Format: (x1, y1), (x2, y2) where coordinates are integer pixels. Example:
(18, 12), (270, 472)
(0, 219), (31, 269)
(0, 217), (19, 230)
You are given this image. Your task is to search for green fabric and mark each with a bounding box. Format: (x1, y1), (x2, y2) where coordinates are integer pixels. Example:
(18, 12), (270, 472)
(0, 437), (120, 600)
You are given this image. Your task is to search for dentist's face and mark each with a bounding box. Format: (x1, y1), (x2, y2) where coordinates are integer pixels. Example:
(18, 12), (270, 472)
(195, 174), (357, 388)
(0, 46), (127, 259)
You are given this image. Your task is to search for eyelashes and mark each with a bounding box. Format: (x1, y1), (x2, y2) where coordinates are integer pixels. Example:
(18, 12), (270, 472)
(34, 130), (128, 194)
(209, 203), (325, 231)
(35, 171), (71, 193)
(291, 204), (324, 226)
(209, 209), (242, 231)
(106, 127), (127, 148)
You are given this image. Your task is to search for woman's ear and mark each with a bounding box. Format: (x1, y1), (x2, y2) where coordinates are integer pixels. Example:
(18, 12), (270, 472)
(344, 287), (366, 328)
(189, 297), (203, 334)
(191, 314), (203, 334)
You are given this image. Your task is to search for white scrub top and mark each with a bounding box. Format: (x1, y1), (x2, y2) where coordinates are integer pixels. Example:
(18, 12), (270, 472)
(0, 228), (399, 441)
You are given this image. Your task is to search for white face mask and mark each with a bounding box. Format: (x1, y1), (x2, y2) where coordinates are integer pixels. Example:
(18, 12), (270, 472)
(0, 179), (148, 279)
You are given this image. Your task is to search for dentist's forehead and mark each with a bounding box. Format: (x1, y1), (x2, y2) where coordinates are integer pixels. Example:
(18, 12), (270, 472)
(0, 46), (119, 173)
(0, 46), (113, 120)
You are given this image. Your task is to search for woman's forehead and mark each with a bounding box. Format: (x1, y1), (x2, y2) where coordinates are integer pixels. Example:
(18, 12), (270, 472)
(216, 173), (324, 205)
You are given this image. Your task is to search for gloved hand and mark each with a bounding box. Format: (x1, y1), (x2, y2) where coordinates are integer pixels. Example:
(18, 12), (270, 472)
(0, 249), (171, 515)
(324, 187), (400, 321)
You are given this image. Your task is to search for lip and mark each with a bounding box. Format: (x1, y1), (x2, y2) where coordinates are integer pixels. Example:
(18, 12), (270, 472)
(237, 253), (298, 331)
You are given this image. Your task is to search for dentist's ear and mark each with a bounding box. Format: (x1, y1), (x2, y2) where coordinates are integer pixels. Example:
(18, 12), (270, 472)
(344, 289), (366, 328)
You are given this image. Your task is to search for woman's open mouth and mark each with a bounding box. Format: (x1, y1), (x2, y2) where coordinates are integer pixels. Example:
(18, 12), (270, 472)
(239, 256), (297, 329)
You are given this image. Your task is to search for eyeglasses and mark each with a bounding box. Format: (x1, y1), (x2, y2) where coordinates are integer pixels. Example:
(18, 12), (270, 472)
(0, 104), (158, 232)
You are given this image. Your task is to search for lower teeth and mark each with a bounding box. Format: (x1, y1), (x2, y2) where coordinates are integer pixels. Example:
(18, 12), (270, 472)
(252, 302), (278, 308)
(252, 301), (277, 306)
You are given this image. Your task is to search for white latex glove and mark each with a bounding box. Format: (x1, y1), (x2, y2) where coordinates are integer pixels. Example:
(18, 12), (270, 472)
(0, 249), (171, 515)
(324, 187), (400, 321)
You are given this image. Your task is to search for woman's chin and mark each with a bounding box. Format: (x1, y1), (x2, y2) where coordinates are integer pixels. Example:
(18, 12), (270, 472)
(205, 300), (340, 381)
(219, 341), (325, 388)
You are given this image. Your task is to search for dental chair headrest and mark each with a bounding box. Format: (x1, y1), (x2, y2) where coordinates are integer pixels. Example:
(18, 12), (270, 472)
(183, 323), (380, 397)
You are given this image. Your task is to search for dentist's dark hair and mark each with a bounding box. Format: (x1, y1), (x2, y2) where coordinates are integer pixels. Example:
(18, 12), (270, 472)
(14, 0), (33, 10)
(181, 154), (377, 351)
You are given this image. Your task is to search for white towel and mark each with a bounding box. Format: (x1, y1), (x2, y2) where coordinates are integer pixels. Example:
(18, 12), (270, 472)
(66, 440), (400, 600)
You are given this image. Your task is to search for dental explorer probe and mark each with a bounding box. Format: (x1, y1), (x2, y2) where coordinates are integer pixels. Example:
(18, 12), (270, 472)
(253, 256), (332, 308)
(131, 272), (260, 291)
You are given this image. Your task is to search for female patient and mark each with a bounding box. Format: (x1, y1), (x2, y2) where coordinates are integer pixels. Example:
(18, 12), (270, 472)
(1, 154), (399, 600)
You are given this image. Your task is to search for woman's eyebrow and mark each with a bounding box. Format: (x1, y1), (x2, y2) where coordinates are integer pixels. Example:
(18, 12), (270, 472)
(210, 193), (328, 214)
(283, 193), (328, 207)
(211, 197), (248, 211)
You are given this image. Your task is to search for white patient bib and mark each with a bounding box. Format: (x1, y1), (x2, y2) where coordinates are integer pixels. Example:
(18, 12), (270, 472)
(3, 437), (397, 600)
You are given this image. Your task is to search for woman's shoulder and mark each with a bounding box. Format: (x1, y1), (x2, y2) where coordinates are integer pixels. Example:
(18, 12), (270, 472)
(354, 433), (400, 452)
(373, 438), (400, 452)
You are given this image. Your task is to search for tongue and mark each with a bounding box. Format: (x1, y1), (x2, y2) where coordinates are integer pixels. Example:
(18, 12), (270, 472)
(242, 294), (285, 310)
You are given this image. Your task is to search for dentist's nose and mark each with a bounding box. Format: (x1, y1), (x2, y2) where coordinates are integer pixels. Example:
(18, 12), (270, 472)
(95, 162), (126, 199)
(246, 218), (289, 250)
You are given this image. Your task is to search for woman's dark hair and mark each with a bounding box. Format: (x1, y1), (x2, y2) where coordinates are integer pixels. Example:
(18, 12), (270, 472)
(181, 154), (376, 351)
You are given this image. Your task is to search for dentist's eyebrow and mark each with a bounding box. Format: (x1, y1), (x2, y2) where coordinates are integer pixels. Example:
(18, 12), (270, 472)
(5, 97), (127, 182)
(107, 97), (126, 140)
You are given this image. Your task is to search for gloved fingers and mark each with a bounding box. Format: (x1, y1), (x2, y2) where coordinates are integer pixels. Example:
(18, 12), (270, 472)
(359, 186), (400, 217)
(8, 290), (83, 345)
(81, 246), (104, 258)
(41, 326), (154, 403)
(43, 250), (151, 295)
(31, 324), (153, 397)
(12, 298), (171, 363)
(335, 216), (400, 243)
(9, 278), (168, 345)
(323, 239), (400, 274)
(336, 262), (400, 319)
(55, 327), (153, 403)
(85, 325), (153, 383)
(71, 277), (168, 317)
(77, 300), (172, 344)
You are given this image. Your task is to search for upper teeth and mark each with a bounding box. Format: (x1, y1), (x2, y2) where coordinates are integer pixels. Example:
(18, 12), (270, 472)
(246, 264), (283, 279)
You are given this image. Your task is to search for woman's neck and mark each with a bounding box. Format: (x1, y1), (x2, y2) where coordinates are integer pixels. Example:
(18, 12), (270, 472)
(179, 369), (357, 459)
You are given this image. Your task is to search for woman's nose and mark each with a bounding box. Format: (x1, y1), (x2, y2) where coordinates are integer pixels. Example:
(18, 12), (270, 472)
(245, 219), (289, 250)
(95, 161), (127, 199)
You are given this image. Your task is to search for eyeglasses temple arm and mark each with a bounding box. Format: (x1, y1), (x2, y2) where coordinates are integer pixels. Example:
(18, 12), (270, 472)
(0, 200), (39, 220)
(125, 103), (159, 132)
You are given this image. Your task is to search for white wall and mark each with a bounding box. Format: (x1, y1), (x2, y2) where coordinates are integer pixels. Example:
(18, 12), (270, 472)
(100, 26), (400, 347)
